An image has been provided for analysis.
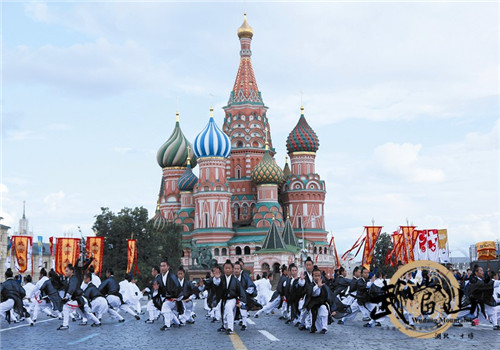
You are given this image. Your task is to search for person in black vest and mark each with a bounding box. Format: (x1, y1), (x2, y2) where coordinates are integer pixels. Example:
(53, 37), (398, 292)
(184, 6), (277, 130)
(468, 265), (499, 330)
(82, 272), (122, 323)
(177, 266), (195, 324)
(29, 268), (62, 321)
(0, 268), (33, 325)
(234, 261), (260, 330)
(338, 266), (361, 325)
(57, 265), (99, 330)
(143, 266), (161, 324)
(99, 268), (140, 321)
(298, 257), (315, 330)
(213, 259), (247, 335)
(285, 263), (303, 325)
(158, 257), (183, 330)
(306, 267), (330, 334)
(255, 264), (288, 318)
(205, 266), (224, 323)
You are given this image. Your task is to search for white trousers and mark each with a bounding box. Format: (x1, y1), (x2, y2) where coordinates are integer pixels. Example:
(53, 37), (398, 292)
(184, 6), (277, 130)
(257, 296), (280, 316)
(0, 299), (15, 320)
(180, 300), (194, 323)
(161, 300), (180, 327)
(314, 305), (329, 332)
(106, 295), (136, 317)
(222, 298), (237, 331)
(62, 301), (99, 326)
(91, 297), (122, 320)
(299, 299), (312, 327)
(146, 300), (160, 321)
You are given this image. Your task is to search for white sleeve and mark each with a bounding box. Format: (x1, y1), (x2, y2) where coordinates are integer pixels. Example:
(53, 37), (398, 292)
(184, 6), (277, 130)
(213, 277), (221, 286)
(30, 280), (43, 299)
(312, 285), (321, 297)
(298, 278), (305, 287)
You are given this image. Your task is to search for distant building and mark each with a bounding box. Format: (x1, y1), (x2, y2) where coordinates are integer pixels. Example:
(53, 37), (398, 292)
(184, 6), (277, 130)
(0, 223), (10, 282)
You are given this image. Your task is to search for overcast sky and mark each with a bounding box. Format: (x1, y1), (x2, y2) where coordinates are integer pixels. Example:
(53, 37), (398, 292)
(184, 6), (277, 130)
(2, 1), (498, 257)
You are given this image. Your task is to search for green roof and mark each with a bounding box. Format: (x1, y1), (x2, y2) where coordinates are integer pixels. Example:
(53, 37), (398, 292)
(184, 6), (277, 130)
(282, 218), (298, 247)
(228, 235), (265, 244)
(261, 220), (286, 250)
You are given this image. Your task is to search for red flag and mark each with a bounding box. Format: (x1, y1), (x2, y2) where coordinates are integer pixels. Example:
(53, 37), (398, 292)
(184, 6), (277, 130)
(12, 236), (33, 273)
(55, 238), (80, 275)
(86, 237), (105, 277)
(362, 226), (382, 269)
(400, 226), (416, 262)
(341, 231), (366, 260)
(127, 239), (140, 274)
(330, 236), (341, 269)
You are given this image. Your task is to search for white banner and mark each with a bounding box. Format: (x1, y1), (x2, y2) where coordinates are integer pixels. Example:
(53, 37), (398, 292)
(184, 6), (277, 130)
(438, 229), (450, 263)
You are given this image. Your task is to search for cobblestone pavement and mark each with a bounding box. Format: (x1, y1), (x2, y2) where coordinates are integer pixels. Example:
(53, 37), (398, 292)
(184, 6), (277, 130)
(1, 300), (498, 350)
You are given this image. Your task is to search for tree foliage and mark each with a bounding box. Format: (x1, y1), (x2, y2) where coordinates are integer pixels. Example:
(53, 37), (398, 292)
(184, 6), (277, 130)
(371, 232), (396, 278)
(92, 207), (183, 287)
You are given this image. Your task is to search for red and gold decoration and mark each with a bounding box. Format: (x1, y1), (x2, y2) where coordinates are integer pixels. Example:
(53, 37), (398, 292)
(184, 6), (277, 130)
(86, 236), (105, 276)
(55, 238), (81, 275)
(126, 239), (140, 274)
(342, 225), (382, 268)
(11, 235), (33, 274)
(477, 241), (497, 261)
(400, 226), (416, 262)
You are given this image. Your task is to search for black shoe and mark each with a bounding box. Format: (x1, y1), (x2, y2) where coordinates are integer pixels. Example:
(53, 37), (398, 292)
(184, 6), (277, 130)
(320, 329), (327, 334)
(294, 322), (300, 327)
(310, 328), (317, 333)
(57, 325), (69, 330)
(375, 322), (381, 327)
(91, 323), (101, 327)
(239, 321), (243, 326)
(118, 319), (125, 323)
(145, 319), (154, 324)
(285, 320), (291, 324)
(30, 322), (34, 327)
(337, 320), (344, 325)
(49, 314), (57, 318)
(493, 325), (500, 330)
(217, 326), (226, 332)
(186, 320), (195, 324)
(298, 325), (306, 331)
(79, 322), (88, 326)
(160, 325), (170, 331)
(363, 323), (372, 328)
(135, 315), (140, 320)
(226, 329), (234, 335)
(254, 314), (259, 318)
(362, 317), (371, 322)
(211, 318), (216, 323)
(241, 325), (247, 331)
(279, 316), (285, 320)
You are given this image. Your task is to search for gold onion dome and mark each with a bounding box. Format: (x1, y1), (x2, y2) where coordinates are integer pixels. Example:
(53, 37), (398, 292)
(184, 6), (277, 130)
(251, 146), (284, 185)
(237, 14), (254, 39)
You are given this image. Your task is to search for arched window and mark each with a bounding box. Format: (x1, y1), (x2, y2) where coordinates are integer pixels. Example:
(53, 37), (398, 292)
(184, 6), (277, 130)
(235, 246), (242, 255)
(313, 247), (317, 254)
(221, 248), (227, 256)
(214, 248), (220, 256)
(244, 246), (251, 255)
(242, 203), (248, 215)
(237, 141), (243, 148)
(255, 246), (261, 252)
(236, 168), (241, 179)
(319, 247), (323, 254)
(204, 213), (209, 228)
(298, 217), (302, 228)
(181, 250), (185, 257)
(234, 204), (240, 221)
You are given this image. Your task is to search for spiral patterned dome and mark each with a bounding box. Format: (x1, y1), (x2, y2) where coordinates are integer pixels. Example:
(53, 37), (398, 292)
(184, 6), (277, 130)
(151, 203), (168, 232)
(157, 113), (197, 168)
(251, 149), (284, 185)
(177, 160), (198, 191)
(286, 106), (319, 154)
(193, 108), (232, 159)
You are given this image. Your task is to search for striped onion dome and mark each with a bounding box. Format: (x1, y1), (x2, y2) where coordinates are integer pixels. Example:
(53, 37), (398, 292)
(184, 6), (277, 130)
(283, 156), (291, 178)
(157, 112), (197, 168)
(286, 106), (319, 153)
(193, 107), (232, 159)
(177, 157), (198, 191)
(151, 201), (168, 232)
(251, 146), (284, 185)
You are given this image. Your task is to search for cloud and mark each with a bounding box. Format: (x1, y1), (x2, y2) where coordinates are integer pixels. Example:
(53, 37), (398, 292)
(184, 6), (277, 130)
(113, 147), (133, 154)
(374, 142), (445, 183)
(0, 184), (8, 194)
(4, 38), (173, 97)
(43, 191), (66, 213)
(4, 129), (42, 141)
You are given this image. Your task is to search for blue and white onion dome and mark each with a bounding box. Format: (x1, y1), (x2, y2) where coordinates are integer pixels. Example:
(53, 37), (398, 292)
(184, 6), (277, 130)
(193, 107), (232, 158)
(177, 152), (198, 191)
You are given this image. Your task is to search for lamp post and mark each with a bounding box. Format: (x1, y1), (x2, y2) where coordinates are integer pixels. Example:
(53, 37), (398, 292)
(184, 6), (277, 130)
(300, 215), (319, 266)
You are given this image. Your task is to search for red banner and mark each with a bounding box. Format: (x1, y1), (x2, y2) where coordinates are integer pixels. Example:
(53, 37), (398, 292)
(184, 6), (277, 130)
(400, 226), (416, 262)
(330, 236), (341, 269)
(477, 241), (497, 261)
(127, 239), (139, 274)
(12, 235), (33, 273)
(55, 238), (81, 275)
(362, 226), (382, 269)
(86, 236), (105, 276)
(385, 231), (404, 266)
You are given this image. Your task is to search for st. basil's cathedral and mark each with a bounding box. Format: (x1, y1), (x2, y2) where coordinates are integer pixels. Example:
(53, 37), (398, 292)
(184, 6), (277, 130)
(152, 15), (334, 276)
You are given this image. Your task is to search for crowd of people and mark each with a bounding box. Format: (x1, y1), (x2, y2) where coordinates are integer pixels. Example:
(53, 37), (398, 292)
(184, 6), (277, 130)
(1, 255), (499, 334)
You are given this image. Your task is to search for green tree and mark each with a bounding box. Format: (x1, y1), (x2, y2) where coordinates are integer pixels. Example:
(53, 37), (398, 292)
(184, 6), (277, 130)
(92, 207), (183, 287)
(371, 232), (396, 278)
